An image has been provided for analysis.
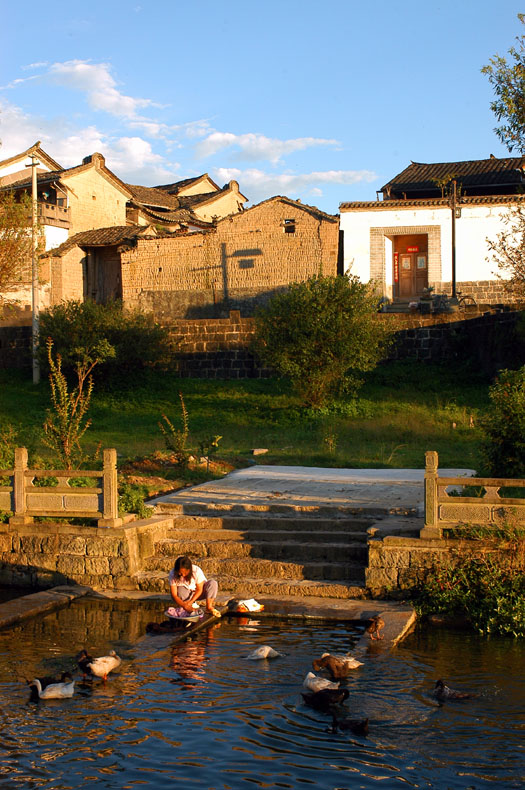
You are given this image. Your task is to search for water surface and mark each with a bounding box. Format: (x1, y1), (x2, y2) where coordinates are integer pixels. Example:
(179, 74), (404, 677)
(0, 598), (523, 789)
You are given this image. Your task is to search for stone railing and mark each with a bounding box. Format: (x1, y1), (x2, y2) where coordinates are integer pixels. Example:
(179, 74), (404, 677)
(421, 450), (525, 538)
(0, 448), (122, 528)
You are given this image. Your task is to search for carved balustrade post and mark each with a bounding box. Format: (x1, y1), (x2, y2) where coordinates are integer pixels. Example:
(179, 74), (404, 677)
(420, 450), (442, 539)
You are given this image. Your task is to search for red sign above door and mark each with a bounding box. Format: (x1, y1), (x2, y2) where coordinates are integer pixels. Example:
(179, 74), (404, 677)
(407, 246), (419, 252)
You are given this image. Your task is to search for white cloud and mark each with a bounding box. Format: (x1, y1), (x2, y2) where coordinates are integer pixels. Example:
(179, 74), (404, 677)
(48, 60), (154, 120)
(0, 98), (178, 185)
(213, 167), (376, 201)
(196, 131), (339, 164)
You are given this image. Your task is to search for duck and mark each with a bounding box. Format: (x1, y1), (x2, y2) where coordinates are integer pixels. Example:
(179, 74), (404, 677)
(301, 688), (349, 713)
(433, 679), (473, 700)
(331, 713), (369, 736)
(303, 671), (339, 692)
(312, 653), (363, 679)
(245, 646), (282, 660)
(77, 649), (121, 681)
(365, 615), (385, 641)
(29, 673), (75, 700)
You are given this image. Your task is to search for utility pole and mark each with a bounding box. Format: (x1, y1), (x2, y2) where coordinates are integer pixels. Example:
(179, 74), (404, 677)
(26, 152), (40, 383)
(450, 179), (458, 298)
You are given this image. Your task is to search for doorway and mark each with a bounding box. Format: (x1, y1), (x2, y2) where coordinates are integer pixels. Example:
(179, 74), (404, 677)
(393, 234), (428, 298)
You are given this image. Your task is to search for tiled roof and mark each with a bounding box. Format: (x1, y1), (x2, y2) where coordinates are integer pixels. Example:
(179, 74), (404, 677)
(42, 225), (155, 257)
(381, 157), (525, 196)
(3, 158), (132, 197)
(241, 195), (339, 223)
(135, 204), (213, 227)
(339, 194), (525, 211)
(0, 141), (62, 172)
(126, 183), (181, 209)
(154, 173), (221, 195)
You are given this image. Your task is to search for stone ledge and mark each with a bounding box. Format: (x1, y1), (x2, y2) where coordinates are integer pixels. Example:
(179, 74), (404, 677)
(0, 584), (91, 630)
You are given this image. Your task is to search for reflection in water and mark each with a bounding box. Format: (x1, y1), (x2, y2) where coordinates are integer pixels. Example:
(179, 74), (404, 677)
(0, 599), (523, 789)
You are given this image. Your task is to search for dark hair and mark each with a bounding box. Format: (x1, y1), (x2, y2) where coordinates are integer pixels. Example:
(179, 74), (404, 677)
(174, 556), (193, 577)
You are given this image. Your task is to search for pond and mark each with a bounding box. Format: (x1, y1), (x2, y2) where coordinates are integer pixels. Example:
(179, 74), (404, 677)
(0, 598), (523, 789)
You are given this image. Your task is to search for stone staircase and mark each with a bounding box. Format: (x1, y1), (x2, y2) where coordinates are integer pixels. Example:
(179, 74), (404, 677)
(133, 509), (379, 600)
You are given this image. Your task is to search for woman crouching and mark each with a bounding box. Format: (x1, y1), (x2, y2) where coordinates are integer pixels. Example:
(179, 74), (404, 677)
(169, 555), (221, 618)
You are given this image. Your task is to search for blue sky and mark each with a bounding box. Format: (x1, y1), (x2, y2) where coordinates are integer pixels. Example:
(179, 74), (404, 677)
(1, 0), (524, 212)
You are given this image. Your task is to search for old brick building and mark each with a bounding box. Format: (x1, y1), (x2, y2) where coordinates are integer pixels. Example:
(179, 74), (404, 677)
(0, 143), (248, 314)
(43, 196), (340, 317)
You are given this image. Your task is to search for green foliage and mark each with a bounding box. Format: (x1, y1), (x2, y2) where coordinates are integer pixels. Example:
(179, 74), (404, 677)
(0, 423), (17, 470)
(486, 207), (525, 299)
(482, 14), (525, 154)
(38, 300), (174, 386)
(118, 480), (154, 519)
(253, 274), (391, 408)
(158, 392), (190, 467)
(480, 366), (525, 477)
(0, 192), (41, 306)
(42, 338), (101, 470)
(414, 541), (525, 637)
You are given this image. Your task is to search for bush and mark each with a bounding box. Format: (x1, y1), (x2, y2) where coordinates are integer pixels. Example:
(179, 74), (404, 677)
(38, 300), (174, 385)
(481, 365), (525, 477)
(253, 275), (391, 408)
(414, 542), (525, 637)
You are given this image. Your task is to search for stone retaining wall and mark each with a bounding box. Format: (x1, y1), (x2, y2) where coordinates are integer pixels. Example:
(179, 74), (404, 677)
(0, 517), (172, 590)
(366, 534), (516, 598)
(1, 307), (522, 376)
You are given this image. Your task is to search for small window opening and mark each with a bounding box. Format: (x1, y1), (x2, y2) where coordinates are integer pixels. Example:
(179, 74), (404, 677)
(283, 218), (296, 234)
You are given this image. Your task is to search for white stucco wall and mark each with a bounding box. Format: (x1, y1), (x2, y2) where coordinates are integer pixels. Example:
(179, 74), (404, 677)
(340, 202), (514, 284)
(44, 225), (68, 251)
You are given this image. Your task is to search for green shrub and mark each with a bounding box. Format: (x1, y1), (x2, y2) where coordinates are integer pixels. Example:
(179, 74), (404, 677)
(158, 392), (190, 467)
(414, 540), (525, 637)
(118, 481), (154, 519)
(38, 300), (174, 385)
(481, 366), (525, 477)
(253, 275), (391, 408)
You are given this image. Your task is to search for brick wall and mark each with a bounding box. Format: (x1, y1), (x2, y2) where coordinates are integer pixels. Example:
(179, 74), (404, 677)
(66, 167), (127, 235)
(121, 199), (339, 318)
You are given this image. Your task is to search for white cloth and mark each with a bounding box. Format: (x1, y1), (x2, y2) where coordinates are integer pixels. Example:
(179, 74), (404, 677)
(168, 564), (207, 592)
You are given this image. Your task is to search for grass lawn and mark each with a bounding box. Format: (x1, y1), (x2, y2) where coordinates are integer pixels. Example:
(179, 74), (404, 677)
(0, 359), (490, 474)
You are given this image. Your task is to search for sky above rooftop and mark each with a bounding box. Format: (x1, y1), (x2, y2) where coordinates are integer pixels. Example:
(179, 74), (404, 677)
(1, 0), (523, 213)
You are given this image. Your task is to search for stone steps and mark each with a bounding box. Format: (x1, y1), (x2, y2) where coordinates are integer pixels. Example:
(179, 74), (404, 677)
(134, 571), (367, 600)
(135, 510), (373, 601)
(154, 502), (392, 518)
(145, 555), (365, 581)
(159, 515), (375, 532)
(154, 536), (368, 563)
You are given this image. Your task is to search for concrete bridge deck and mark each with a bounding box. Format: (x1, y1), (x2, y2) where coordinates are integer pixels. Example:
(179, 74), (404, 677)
(150, 464), (475, 516)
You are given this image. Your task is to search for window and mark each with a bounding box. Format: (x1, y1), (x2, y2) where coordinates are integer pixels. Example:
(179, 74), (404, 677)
(283, 218), (296, 234)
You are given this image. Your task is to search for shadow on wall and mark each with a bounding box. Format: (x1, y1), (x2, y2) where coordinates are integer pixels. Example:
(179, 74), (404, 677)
(137, 286), (289, 320)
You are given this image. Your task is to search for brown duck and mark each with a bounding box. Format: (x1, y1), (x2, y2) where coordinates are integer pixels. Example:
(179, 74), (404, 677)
(433, 679), (473, 700)
(365, 615), (385, 640)
(312, 653), (363, 679)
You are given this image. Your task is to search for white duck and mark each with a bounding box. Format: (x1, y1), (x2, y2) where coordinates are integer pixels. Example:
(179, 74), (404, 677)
(303, 671), (340, 692)
(245, 646), (282, 660)
(83, 650), (121, 681)
(29, 675), (75, 699)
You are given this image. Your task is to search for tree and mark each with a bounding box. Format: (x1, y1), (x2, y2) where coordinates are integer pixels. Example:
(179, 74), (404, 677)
(0, 192), (34, 309)
(482, 14), (525, 154)
(486, 203), (525, 298)
(253, 274), (391, 408)
(42, 337), (114, 470)
(481, 365), (525, 478)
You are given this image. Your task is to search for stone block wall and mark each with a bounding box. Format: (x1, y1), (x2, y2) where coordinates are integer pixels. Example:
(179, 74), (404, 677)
(366, 535), (518, 598)
(429, 279), (515, 304)
(0, 517), (172, 590)
(168, 310), (267, 378)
